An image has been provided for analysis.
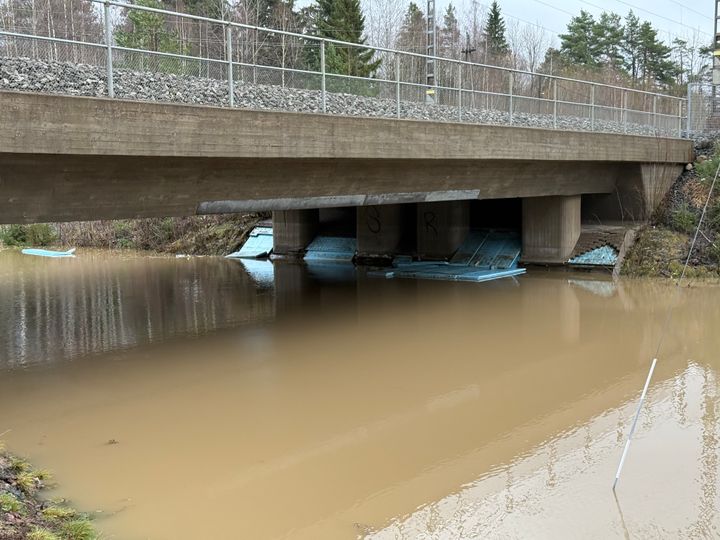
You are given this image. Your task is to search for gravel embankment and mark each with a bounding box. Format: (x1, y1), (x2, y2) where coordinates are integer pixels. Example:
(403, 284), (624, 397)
(0, 56), (676, 137)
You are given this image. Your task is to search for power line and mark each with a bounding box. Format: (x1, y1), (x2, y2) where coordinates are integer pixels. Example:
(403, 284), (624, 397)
(668, 0), (713, 21)
(575, 0), (712, 45)
(606, 0), (712, 38)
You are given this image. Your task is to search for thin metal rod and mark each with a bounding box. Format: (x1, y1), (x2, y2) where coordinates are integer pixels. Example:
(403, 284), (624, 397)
(508, 72), (514, 125)
(396, 55), (400, 119)
(591, 84), (595, 131)
(652, 95), (657, 134)
(687, 83), (693, 135)
(103, 1), (114, 98)
(553, 79), (558, 129)
(225, 25), (234, 107)
(613, 357), (657, 491)
(623, 90), (627, 134)
(320, 40), (326, 113)
(458, 63), (462, 122)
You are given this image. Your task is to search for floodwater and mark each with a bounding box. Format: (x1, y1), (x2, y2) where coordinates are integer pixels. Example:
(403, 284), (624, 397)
(0, 249), (718, 539)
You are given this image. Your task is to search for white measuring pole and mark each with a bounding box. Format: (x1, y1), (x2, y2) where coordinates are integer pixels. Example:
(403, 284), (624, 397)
(612, 357), (657, 491)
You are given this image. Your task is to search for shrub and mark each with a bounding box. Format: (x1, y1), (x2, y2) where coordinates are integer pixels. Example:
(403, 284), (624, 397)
(0, 224), (56, 246)
(671, 203), (698, 234)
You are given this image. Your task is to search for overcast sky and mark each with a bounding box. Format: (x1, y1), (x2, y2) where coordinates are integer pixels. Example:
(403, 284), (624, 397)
(295, 0), (714, 46)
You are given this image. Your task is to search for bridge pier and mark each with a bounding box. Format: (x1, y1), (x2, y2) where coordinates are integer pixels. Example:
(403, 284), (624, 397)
(272, 209), (319, 257)
(522, 195), (581, 264)
(417, 201), (470, 260)
(356, 204), (409, 261)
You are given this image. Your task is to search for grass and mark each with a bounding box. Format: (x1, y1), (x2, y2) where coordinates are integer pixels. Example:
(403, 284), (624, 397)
(41, 506), (78, 521)
(28, 528), (61, 540)
(0, 492), (23, 513)
(58, 519), (98, 540)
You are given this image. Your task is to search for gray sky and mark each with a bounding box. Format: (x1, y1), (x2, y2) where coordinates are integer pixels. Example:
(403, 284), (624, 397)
(295, 0), (713, 46)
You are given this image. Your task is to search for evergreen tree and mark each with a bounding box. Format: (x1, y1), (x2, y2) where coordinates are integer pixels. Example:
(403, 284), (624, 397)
(115, 0), (185, 55)
(484, 1), (508, 58)
(593, 12), (624, 69)
(622, 11), (642, 79)
(309, 0), (380, 78)
(559, 10), (597, 66)
(395, 2), (425, 83)
(439, 3), (460, 57)
(637, 21), (677, 85)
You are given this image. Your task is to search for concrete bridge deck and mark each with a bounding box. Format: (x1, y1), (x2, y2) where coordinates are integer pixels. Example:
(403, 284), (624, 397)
(0, 90), (693, 264)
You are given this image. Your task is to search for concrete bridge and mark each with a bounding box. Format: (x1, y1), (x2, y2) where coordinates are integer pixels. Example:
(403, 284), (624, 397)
(0, 91), (692, 264)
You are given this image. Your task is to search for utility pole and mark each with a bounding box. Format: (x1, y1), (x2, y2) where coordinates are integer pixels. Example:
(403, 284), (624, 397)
(714, 0), (720, 113)
(461, 32), (476, 62)
(426, 0), (436, 104)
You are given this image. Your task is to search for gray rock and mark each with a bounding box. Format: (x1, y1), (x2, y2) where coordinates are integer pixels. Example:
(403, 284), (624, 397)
(0, 56), (681, 139)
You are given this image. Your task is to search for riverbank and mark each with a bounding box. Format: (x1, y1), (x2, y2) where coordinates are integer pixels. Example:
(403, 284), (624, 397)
(622, 136), (720, 278)
(0, 213), (263, 256)
(0, 445), (97, 540)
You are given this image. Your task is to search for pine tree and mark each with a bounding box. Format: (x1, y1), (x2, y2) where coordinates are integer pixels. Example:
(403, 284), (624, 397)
(115, 0), (184, 55)
(559, 10), (598, 67)
(395, 2), (425, 83)
(484, 1), (508, 58)
(637, 21), (677, 86)
(622, 11), (642, 79)
(310, 0), (380, 78)
(440, 3), (460, 57)
(593, 12), (624, 70)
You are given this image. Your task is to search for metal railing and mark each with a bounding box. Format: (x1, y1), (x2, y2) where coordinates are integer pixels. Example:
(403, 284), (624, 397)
(0, 0), (689, 138)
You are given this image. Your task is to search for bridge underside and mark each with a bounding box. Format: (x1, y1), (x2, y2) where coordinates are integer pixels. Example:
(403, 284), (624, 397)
(0, 91), (692, 264)
(0, 155), (680, 225)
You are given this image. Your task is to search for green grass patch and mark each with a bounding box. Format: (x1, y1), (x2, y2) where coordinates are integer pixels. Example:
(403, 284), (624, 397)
(0, 492), (23, 513)
(28, 528), (60, 540)
(58, 518), (98, 540)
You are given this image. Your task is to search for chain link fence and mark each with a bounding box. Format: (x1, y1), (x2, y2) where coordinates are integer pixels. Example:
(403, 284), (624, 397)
(0, 0), (689, 138)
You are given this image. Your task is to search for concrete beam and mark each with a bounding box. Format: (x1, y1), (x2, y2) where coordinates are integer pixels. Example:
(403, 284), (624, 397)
(0, 91), (693, 163)
(0, 154), (624, 223)
(272, 210), (318, 257)
(522, 196), (581, 264)
(417, 201), (470, 260)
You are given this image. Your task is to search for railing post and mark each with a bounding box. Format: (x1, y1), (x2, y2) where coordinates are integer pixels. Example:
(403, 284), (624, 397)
(396, 54), (401, 119)
(652, 95), (657, 134)
(678, 99), (683, 138)
(591, 84), (595, 131)
(458, 63), (462, 122)
(623, 90), (628, 134)
(226, 25), (234, 107)
(320, 40), (327, 114)
(103, 1), (114, 98)
(687, 84), (693, 136)
(553, 79), (558, 129)
(508, 71), (514, 125)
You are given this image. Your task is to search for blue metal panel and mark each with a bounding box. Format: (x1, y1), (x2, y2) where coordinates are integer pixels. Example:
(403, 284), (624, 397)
(305, 236), (357, 263)
(469, 231), (522, 269)
(21, 248), (76, 258)
(226, 226), (273, 259)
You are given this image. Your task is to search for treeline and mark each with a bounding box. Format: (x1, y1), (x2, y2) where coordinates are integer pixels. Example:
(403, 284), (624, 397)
(0, 0), (711, 95)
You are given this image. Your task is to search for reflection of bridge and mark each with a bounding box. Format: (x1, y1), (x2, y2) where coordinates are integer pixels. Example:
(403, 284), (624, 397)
(3, 268), (711, 540)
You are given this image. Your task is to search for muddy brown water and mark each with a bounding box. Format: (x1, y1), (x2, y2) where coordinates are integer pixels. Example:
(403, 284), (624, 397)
(0, 249), (718, 539)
